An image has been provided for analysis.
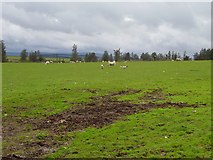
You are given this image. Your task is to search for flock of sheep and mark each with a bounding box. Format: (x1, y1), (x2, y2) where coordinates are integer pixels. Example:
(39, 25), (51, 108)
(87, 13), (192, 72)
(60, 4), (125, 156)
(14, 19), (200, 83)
(101, 61), (128, 69)
(45, 60), (128, 69)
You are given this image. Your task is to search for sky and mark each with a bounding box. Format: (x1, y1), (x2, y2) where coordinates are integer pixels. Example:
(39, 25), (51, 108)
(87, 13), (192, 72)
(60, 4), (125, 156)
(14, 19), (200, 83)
(1, 2), (211, 56)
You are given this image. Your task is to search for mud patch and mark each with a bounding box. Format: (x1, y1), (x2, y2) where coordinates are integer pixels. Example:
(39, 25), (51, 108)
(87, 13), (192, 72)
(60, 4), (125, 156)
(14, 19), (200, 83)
(3, 88), (198, 158)
(36, 89), (196, 133)
(140, 88), (165, 102)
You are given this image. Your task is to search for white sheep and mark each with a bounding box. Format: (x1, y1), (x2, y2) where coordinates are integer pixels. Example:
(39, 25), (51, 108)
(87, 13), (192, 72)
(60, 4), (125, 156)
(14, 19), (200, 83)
(45, 61), (50, 65)
(101, 64), (104, 69)
(176, 58), (182, 61)
(108, 61), (116, 66)
(120, 65), (128, 69)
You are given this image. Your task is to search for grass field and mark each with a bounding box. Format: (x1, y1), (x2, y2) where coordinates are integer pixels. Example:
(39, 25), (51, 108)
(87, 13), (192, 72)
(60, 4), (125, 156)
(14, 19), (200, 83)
(2, 61), (212, 158)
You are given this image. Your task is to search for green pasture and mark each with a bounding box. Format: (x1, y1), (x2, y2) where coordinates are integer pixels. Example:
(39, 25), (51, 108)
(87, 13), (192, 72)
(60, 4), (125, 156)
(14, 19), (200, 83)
(2, 61), (212, 158)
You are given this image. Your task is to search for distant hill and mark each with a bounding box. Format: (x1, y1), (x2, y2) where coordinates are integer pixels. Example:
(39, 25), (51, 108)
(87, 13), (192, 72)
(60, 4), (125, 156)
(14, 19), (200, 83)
(7, 51), (20, 56)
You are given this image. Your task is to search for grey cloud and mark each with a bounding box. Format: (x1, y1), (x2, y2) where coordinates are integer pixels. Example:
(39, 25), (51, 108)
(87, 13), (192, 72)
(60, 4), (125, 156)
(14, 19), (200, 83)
(2, 2), (211, 55)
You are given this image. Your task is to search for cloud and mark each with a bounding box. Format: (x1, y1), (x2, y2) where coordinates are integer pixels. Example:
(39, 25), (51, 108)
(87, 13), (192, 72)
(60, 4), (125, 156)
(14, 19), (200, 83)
(123, 16), (135, 22)
(2, 2), (211, 56)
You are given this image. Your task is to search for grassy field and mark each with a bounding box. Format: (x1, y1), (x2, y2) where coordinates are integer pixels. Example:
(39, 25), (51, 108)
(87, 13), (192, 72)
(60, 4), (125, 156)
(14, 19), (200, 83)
(2, 61), (212, 158)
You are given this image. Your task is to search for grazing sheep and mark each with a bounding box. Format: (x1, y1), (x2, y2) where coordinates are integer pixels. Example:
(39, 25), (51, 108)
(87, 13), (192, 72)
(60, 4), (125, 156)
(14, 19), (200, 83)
(101, 64), (104, 69)
(108, 61), (116, 66)
(45, 61), (50, 65)
(176, 58), (182, 61)
(120, 65), (128, 69)
(50, 60), (53, 63)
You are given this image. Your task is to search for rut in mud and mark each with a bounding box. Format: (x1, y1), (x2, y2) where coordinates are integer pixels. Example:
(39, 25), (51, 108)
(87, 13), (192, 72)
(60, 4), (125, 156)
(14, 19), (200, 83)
(37, 88), (197, 133)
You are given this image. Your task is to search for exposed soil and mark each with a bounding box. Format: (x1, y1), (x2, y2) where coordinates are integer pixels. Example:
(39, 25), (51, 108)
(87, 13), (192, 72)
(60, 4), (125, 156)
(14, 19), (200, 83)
(36, 89), (197, 133)
(3, 88), (199, 159)
(141, 88), (165, 102)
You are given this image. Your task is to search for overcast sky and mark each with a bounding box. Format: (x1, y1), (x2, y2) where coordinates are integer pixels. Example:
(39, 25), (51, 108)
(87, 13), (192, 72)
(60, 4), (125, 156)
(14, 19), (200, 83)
(2, 2), (211, 55)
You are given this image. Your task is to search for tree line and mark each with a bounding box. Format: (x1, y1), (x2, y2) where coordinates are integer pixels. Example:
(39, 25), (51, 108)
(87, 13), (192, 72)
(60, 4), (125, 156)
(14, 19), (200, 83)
(20, 49), (45, 62)
(70, 44), (213, 62)
(193, 48), (213, 60)
(1, 40), (46, 62)
(1, 40), (213, 63)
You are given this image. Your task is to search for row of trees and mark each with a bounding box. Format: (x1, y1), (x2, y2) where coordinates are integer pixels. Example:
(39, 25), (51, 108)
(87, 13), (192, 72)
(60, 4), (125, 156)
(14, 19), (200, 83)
(0, 40), (46, 62)
(70, 45), (193, 62)
(1, 41), (213, 62)
(70, 44), (99, 62)
(102, 50), (141, 61)
(99, 48), (212, 62)
(20, 49), (45, 62)
(193, 48), (213, 60)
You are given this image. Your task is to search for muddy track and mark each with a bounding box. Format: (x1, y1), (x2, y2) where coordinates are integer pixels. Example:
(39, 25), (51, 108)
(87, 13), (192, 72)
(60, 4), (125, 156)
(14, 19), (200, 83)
(37, 89), (197, 133)
(3, 88), (199, 158)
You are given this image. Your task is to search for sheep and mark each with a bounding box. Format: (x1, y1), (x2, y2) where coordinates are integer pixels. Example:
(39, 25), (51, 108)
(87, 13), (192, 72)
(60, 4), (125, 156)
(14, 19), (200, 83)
(108, 61), (116, 66)
(176, 58), (182, 61)
(101, 64), (104, 69)
(120, 65), (128, 69)
(45, 61), (50, 65)
(50, 60), (53, 63)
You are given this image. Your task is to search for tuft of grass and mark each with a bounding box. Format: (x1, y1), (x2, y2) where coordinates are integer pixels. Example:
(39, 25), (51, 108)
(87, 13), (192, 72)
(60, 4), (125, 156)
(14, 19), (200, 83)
(36, 131), (49, 140)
